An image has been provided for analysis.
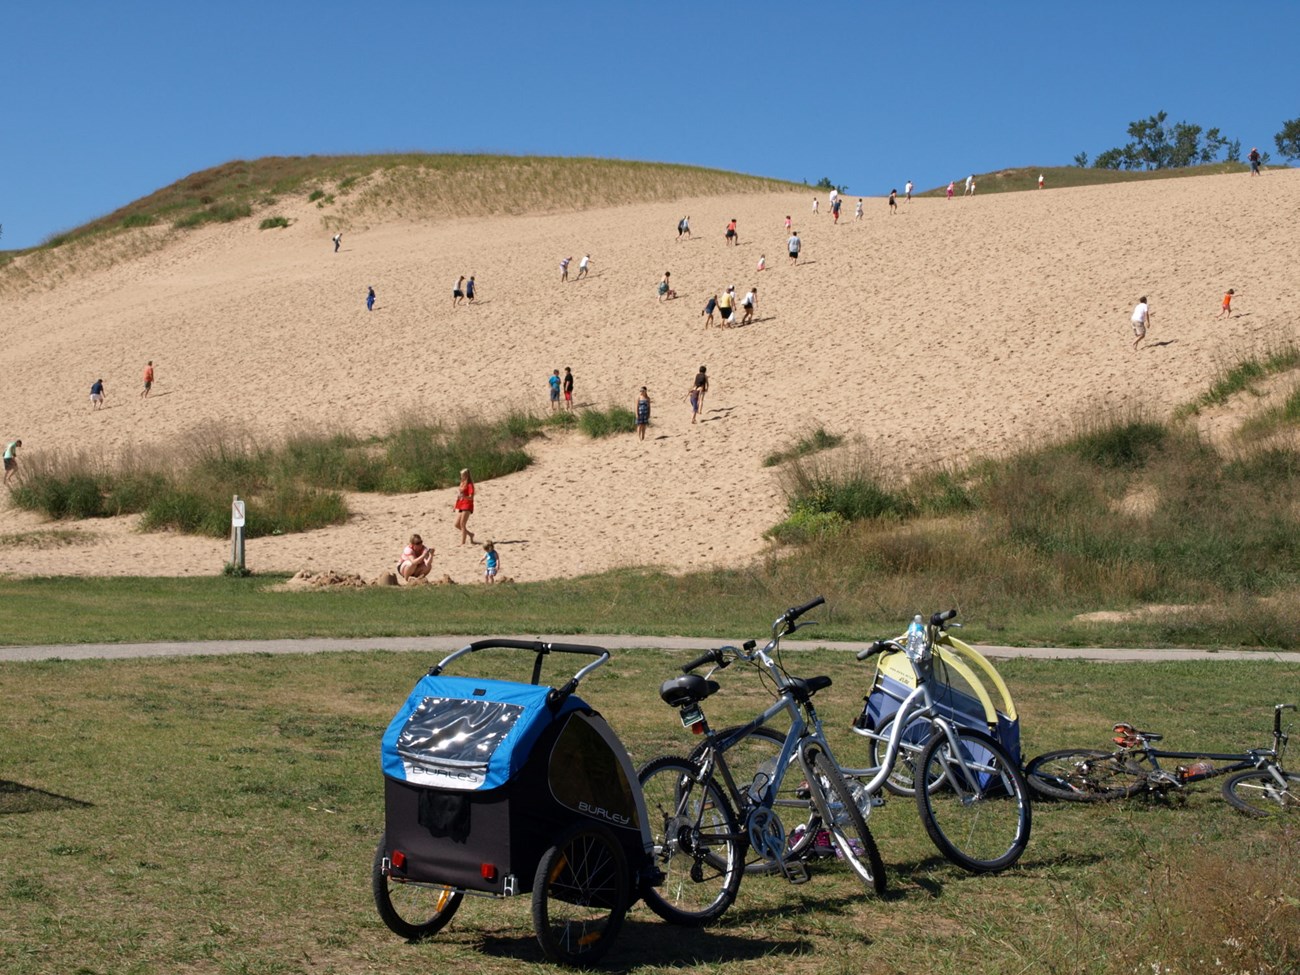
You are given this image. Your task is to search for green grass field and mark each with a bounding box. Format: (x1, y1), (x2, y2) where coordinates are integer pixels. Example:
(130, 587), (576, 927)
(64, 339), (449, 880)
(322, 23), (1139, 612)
(1, 649), (1296, 975)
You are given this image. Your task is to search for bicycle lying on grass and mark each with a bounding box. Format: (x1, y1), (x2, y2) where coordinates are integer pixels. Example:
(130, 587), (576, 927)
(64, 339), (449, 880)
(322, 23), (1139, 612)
(637, 597), (887, 927)
(1025, 703), (1298, 817)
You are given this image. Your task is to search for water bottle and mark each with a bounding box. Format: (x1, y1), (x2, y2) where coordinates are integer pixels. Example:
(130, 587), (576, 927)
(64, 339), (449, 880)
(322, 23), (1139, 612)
(905, 614), (927, 662)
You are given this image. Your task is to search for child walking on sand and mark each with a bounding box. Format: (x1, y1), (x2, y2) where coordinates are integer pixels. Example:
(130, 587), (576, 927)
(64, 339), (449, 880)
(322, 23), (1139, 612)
(479, 542), (499, 583)
(1217, 288), (1238, 319)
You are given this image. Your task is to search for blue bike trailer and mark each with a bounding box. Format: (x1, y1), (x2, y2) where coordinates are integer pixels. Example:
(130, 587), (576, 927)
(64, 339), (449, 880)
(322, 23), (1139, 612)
(379, 639), (652, 897)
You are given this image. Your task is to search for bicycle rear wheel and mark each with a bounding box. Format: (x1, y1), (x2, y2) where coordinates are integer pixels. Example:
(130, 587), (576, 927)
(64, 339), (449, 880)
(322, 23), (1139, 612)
(1221, 768), (1300, 817)
(1025, 748), (1147, 802)
(916, 728), (1031, 874)
(802, 743), (886, 895)
(532, 822), (629, 966)
(637, 755), (743, 926)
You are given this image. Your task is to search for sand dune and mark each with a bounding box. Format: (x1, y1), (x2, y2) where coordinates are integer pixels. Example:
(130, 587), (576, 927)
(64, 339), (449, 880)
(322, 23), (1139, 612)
(2, 169), (1297, 581)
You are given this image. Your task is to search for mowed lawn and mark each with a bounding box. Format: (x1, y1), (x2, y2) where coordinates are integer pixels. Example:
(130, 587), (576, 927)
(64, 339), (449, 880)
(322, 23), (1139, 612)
(2, 648), (1297, 975)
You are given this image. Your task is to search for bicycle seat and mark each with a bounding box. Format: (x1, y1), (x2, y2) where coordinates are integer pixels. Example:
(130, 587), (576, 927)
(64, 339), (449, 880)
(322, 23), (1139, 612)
(1113, 722), (1161, 744)
(787, 675), (832, 703)
(660, 674), (720, 708)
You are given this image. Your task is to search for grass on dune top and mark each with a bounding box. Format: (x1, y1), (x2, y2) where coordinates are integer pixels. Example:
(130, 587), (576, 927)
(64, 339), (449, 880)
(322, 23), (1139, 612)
(9, 153), (801, 256)
(918, 161), (1254, 196)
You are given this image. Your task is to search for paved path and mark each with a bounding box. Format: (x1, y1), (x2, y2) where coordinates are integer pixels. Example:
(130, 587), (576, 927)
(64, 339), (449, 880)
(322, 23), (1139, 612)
(3, 635), (1299, 664)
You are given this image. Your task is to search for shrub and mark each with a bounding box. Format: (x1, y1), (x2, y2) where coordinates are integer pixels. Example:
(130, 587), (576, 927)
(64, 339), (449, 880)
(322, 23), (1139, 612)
(578, 406), (635, 438)
(763, 427), (844, 467)
(258, 216), (290, 230)
(308, 189), (325, 202)
(120, 214), (156, 229)
(765, 509), (847, 544)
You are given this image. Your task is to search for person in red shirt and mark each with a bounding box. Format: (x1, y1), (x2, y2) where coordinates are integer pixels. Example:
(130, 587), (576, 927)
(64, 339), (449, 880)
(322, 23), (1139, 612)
(454, 468), (476, 545)
(1217, 289), (1237, 320)
(141, 361), (155, 398)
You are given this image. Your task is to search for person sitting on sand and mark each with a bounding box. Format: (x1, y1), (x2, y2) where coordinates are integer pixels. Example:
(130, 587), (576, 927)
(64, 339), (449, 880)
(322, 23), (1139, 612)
(398, 533), (434, 580)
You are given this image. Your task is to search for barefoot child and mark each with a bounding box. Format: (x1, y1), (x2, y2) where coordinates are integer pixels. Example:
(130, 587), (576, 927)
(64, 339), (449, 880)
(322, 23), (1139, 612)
(1217, 288), (1237, 319)
(479, 541), (499, 583)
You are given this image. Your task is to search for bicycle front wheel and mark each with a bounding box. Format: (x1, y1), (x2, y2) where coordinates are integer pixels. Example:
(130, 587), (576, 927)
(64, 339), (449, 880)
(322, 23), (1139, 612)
(1221, 768), (1300, 817)
(803, 743), (887, 895)
(869, 716), (939, 797)
(532, 823), (629, 966)
(1025, 748), (1147, 802)
(637, 756), (744, 926)
(916, 728), (1031, 874)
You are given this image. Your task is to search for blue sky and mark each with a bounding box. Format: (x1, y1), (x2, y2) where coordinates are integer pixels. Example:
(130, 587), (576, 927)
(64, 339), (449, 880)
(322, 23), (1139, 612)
(3, 1), (1297, 250)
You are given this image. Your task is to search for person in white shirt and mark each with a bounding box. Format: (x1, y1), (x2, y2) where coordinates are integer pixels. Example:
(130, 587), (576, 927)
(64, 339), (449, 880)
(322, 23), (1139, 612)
(904, 180), (913, 201)
(577, 254), (591, 279)
(741, 287), (756, 325)
(811, 197), (819, 215)
(854, 199), (863, 220)
(1131, 297), (1152, 351)
(1038, 173), (1045, 190)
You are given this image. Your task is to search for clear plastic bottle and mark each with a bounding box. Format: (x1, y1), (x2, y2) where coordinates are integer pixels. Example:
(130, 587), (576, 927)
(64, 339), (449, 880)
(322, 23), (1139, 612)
(904, 615), (927, 662)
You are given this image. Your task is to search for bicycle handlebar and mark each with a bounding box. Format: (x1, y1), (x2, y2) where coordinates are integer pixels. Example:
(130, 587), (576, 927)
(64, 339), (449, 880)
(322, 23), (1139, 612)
(930, 608), (958, 627)
(783, 595), (825, 624)
(856, 640), (894, 662)
(682, 647), (728, 673)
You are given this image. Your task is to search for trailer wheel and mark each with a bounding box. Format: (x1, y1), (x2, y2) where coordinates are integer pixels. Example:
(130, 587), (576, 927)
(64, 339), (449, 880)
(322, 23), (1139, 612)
(372, 835), (463, 940)
(532, 822), (629, 966)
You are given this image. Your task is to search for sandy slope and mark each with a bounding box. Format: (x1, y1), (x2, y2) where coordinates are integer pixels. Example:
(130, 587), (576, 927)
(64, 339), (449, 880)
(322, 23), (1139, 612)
(2, 170), (1297, 581)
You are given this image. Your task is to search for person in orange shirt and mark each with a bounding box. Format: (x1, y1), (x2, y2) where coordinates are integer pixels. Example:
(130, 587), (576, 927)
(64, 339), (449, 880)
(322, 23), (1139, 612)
(141, 361), (155, 398)
(1217, 288), (1237, 320)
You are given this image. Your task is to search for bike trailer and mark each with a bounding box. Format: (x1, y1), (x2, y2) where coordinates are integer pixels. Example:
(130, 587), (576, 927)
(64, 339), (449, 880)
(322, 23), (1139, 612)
(857, 635), (1021, 765)
(380, 642), (651, 897)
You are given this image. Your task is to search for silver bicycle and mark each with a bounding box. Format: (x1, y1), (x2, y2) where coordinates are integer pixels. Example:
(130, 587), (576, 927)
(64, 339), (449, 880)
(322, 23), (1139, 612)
(637, 597), (886, 927)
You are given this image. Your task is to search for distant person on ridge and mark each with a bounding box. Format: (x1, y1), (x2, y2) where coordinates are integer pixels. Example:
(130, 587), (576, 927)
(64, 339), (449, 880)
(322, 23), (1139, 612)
(855, 199), (864, 220)
(1248, 147), (1262, 175)
(905, 179), (913, 201)
(947, 181), (955, 200)
(889, 189), (898, 214)
(965, 174), (974, 196)
(1038, 173), (1045, 189)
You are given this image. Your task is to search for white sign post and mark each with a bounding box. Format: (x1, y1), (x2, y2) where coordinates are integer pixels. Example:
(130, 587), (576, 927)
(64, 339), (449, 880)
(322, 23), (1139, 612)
(230, 495), (246, 571)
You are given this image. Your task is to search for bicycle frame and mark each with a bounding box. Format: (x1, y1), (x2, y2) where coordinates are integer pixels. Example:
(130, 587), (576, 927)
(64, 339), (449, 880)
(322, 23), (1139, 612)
(1118, 703), (1293, 788)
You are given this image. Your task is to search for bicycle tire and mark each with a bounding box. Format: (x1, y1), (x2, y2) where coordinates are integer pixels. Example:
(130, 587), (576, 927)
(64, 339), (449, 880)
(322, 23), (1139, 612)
(690, 725), (820, 873)
(916, 727), (1032, 874)
(1221, 768), (1300, 818)
(371, 835), (463, 940)
(1025, 748), (1147, 802)
(802, 743), (887, 895)
(869, 715), (942, 797)
(637, 755), (744, 926)
(532, 822), (629, 966)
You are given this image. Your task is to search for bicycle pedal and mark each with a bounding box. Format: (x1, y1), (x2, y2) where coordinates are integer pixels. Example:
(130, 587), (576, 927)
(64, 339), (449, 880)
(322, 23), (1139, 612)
(782, 861), (811, 885)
